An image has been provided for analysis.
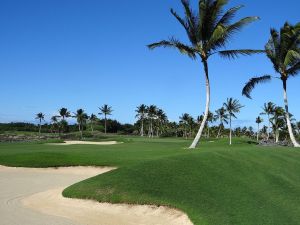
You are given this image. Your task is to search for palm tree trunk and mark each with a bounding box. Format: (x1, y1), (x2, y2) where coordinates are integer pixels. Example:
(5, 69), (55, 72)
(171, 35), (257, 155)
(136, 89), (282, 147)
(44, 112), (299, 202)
(104, 114), (107, 134)
(141, 119), (144, 137)
(217, 123), (222, 138)
(282, 79), (300, 147)
(267, 115), (270, 141)
(91, 122), (94, 133)
(257, 124), (259, 141)
(39, 119), (42, 136)
(189, 60), (210, 149)
(229, 116), (232, 145)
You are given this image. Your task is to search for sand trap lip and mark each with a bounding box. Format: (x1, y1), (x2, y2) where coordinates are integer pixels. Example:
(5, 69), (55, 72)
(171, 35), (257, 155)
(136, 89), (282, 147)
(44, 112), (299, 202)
(48, 140), (119, 146)
(0, 165), (193, 225)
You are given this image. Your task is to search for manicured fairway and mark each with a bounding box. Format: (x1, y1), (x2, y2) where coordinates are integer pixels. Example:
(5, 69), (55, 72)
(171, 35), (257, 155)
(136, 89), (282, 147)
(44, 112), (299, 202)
(1, 138), (300, 225)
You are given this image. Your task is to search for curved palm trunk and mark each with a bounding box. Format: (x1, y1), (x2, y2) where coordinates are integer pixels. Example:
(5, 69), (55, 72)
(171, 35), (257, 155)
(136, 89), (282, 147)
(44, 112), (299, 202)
(282, 79), (300, 147)
(229, 116), (232, 145)
(189, 60), (210, 149)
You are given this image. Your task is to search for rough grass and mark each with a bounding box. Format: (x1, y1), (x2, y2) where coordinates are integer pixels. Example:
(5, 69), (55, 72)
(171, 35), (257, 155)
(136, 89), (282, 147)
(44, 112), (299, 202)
(0, 137), (300, 225)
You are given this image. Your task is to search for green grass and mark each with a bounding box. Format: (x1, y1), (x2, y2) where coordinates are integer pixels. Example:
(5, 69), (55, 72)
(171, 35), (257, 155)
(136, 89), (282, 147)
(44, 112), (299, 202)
(1, 137), (300, 225)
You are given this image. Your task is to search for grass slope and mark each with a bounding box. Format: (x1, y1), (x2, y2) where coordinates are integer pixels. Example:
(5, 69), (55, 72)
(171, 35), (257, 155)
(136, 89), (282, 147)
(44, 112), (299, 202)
(1, 138), (300, 225)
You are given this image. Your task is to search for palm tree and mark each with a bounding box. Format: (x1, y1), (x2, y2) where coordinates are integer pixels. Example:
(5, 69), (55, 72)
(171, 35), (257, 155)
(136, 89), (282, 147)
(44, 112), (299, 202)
(58, 108), (71, 121)
(99, 104), (113, 134)
(215, 107), (229, 138)
(223, 98), (243, 145)
(147, 105), (157, 138)
(35, 112), (45, 135)
(73, 109), (88, 139)
(260, 102), (275, 140)
(206, 111), (215, 138)
(242, 22), (300, 147)
(156, 108), (168, 136)
(148, 0), (262, 149)
(89, 114), (97, 133)
(50, 116), (59, 134)
(135, 104), (147, 136)
(270, 107), (285, 143)
(255, 116), (263, 141)
(180, 113), (191, 139)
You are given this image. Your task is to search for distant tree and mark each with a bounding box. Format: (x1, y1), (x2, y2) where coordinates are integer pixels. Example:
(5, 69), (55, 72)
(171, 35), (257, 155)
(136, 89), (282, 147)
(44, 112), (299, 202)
(35, 112), (45, 135)
(58, 108), (71, 121)
(255, 116), (263, 141)
(135, 104), (147, 136)
(148, 0), (262, 149)
(147, 105), (157, 138)
(206, 111), (215, 138)
(89, 114), (97, 133)
(270, 107), (285, 143)
(73, 109), (88, 139)
(224, 98), (244, 145)
(215, 107), (229, 138)
(99, 104), (113, 134)
(242, 22), (300, 147)
(260, 102), (276, 140)
(180, 113), (191, 139)
(50, 116), (59, 133)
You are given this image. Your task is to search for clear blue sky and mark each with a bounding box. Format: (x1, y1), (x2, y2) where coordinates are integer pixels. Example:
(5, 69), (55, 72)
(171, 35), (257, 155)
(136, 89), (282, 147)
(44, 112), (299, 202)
(0, 0), (299, 128)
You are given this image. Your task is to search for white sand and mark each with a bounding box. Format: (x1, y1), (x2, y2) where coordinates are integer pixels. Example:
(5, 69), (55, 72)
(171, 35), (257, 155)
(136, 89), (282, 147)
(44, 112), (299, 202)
(0, 166), (193, 225)
(48, 140), (119, 146)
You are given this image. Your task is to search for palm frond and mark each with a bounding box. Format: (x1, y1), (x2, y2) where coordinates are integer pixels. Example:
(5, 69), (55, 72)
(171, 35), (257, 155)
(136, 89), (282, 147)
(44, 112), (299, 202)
(218, 49), (265, 59)
(148, 38), (197, 59)
(242, 75), (272, 99)
(287, 61), (300, 76)
(217, 5), (244, 26)
(284, 49), (300, 67)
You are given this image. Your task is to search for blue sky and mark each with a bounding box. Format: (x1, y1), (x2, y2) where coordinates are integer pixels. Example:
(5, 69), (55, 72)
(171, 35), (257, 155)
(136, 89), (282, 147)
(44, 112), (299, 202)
(0, 0), (299, 128)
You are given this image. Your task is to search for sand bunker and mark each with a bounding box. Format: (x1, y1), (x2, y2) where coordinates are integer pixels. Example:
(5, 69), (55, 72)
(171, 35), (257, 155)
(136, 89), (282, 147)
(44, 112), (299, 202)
(0, 166), (193, 225)
(48, 140), (119, 146)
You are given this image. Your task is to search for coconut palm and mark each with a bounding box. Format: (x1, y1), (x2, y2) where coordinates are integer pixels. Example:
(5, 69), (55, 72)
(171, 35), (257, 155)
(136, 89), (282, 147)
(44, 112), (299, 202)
(255, 116), (263, 141)
(156, 108), (168, 136)
(73, 109), (88, 139)
(206, 111), (215, 138)
(242, 22), (300, 147)
(35, 112), (45, 135)
(50, 116), (59, 134)
(148, 0), (262, 148)
(180, 113), (191, 139)
(135, 104), (147, 136)
(147, 105), (157, 138)
(99, 104), (113, 134)
(89, 114), (97, 133)
(223, 98), (243, 145)
(215, 107), (229, 138)
(260, 102), (276, 140)
(270, 107), (285, 143)
(58, 108), (71, 121)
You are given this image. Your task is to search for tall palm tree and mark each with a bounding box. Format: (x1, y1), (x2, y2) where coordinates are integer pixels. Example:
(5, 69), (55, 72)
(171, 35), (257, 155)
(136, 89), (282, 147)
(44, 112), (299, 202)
(270, 106), (285, 143)
(260, 102), (275, 140)
(135, 104), (147, 136)
(255, 116), (263, 141)
(58, 108), (71, 121)
(73, 109), (88, 139)
(242, 22), (300, 147)
(35, 112), (45, 135)
(148, 0), (262, 149)
(89, 114), (97, 133)
(156, 108), (168, 136)
(180, 113), (191, 139)
(99, 104), (113, 134)
(223, 98), (243, 145)
(50, 116), (59, 134)
(215, 107), (229, 138)
(147, 105), (157, 138)
(206, 111), (215, 138)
